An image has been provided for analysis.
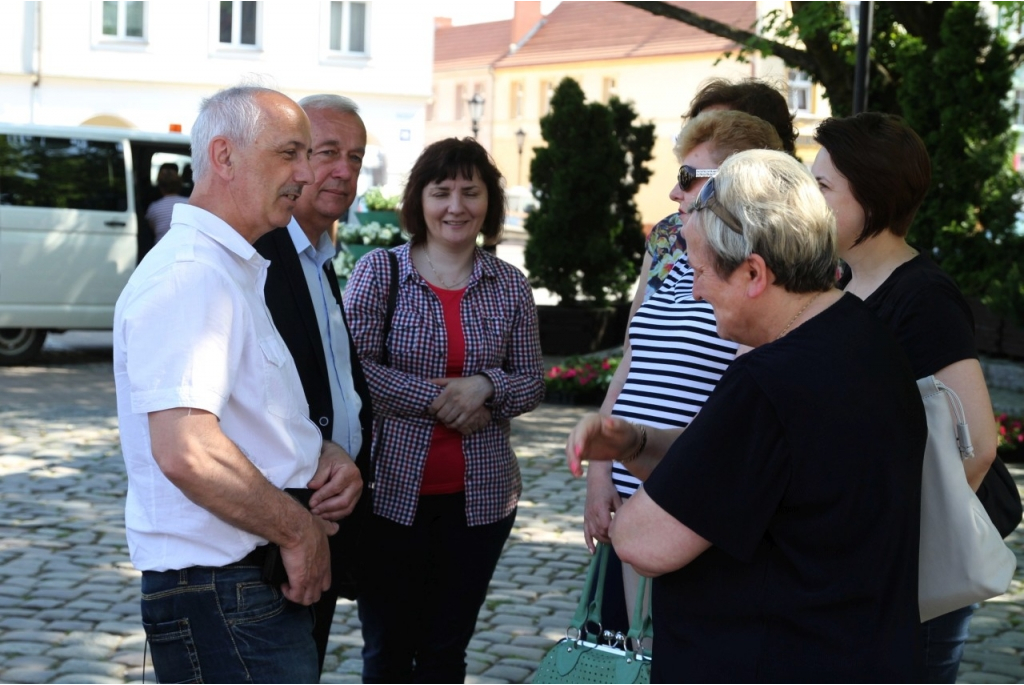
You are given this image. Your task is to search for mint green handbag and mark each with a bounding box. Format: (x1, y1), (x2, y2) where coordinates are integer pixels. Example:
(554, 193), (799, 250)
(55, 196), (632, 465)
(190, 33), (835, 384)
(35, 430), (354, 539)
(532, 543), (652, 684)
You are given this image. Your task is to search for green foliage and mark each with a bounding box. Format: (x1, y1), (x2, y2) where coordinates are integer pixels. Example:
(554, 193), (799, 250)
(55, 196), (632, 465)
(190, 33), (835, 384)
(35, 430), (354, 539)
(363, 186), (401, 210)
(524, 78), (652, 305)
(896, 3), (1024, 325)
(711, 0), (1024, 323)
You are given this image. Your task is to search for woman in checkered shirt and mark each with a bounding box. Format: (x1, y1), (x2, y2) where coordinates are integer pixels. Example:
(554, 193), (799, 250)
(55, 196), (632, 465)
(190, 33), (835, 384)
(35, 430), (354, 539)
(344, 137), (545, 684)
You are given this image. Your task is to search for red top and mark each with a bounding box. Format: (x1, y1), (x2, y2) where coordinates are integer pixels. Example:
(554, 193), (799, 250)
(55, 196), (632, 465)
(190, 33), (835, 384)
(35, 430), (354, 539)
(420, 282), (467, 495)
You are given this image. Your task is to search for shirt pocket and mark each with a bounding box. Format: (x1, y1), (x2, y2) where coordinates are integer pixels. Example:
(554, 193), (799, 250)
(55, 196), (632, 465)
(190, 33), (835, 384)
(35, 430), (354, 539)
(387, 307), (430, 369)
(258, 335), (298, 419)
(474, 314), (509, 368)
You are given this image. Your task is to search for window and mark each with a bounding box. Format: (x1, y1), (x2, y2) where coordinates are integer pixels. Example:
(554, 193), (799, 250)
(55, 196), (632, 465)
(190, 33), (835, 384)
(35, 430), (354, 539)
(455, 84), (466, 120)
(0, 135), (127, 211)
(219, 1), (260, 47)
(602, 77), (617, 104)
(327, 1), (368, 54)
(98, 1), (146, 42)
(788, 70), (813, 113)
(539, 81), (554, 116)
(1015, 89), (1024, 127)
(511, 81), (525, 119)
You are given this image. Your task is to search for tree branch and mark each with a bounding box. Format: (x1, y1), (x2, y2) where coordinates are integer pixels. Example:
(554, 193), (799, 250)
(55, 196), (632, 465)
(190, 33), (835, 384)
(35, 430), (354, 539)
(618, 1), (819, 72)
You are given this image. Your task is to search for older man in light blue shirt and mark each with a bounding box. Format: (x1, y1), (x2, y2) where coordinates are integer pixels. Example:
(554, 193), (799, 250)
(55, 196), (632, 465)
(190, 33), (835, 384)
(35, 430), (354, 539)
(254, 93), (372, 673)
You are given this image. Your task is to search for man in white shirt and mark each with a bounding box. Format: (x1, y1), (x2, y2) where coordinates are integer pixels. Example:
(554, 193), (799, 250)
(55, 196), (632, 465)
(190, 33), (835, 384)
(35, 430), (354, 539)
(114, 85), (353, 683)
(254, 93), (370, 672)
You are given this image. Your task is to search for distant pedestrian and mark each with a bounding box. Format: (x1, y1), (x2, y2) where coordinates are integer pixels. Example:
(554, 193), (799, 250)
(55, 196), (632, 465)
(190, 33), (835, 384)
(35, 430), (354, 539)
(144, 163), (187, 243)
(114, 85), (342, 683)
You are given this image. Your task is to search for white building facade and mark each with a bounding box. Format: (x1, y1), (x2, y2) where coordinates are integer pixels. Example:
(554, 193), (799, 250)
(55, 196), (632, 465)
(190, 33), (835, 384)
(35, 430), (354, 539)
(0, 0), (434, 188)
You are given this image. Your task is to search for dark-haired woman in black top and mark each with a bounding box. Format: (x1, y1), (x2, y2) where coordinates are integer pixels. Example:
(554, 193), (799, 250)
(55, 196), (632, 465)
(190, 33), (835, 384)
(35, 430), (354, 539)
(813, 112), (997, 683)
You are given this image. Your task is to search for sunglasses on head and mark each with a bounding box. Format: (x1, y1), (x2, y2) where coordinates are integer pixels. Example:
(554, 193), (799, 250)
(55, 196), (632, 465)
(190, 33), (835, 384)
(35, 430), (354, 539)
(688, 176), (744, 235)
(677, 165), (718, 192)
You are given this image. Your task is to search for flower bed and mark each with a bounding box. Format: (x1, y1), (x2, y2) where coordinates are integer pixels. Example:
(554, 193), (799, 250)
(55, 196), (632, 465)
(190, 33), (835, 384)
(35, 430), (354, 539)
(997, 413), (1024, 461)
(545, 354), (620, 406)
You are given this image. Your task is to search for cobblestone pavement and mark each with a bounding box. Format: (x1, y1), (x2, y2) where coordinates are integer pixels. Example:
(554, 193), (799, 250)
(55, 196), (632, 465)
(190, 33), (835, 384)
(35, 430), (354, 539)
(2, 341), (1024, 683)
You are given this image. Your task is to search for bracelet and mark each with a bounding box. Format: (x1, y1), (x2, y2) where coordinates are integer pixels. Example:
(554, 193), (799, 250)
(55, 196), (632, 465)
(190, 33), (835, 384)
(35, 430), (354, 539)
(621, 423), (647, 464)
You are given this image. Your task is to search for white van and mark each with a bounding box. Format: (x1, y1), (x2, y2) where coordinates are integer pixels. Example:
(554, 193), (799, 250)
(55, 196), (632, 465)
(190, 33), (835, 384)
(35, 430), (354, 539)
(0, 124), (191, 364)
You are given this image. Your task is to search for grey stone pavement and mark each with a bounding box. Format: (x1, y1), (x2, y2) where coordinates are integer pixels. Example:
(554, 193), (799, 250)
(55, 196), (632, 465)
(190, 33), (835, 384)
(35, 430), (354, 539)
(2, 332), (1024, 683)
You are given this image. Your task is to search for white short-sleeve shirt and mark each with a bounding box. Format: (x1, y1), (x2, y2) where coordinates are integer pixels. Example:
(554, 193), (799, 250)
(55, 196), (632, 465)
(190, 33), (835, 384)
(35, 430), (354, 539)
(114, 203), (322, 572)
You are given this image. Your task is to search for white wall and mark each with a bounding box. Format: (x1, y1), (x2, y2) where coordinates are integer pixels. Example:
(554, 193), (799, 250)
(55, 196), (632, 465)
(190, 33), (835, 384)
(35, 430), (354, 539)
(0, 0), (434, 188)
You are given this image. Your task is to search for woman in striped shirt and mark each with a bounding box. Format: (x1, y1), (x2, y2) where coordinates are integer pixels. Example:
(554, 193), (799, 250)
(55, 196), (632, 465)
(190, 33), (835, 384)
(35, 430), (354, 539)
(585, 108), (785, 620)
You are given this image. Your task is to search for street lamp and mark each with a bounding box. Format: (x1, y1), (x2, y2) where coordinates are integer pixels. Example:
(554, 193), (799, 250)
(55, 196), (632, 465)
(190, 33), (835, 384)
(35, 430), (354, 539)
(515, 127), (526, 186)
(468, 93), (485, 139)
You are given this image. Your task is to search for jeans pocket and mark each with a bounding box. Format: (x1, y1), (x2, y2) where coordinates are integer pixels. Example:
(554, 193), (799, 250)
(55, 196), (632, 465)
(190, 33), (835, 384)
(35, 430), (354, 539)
(143, 617), (202, 684)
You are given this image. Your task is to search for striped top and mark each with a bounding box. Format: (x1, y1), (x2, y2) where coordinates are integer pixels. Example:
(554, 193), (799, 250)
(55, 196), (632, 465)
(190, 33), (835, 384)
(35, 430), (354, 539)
(610, 252), (738, 497)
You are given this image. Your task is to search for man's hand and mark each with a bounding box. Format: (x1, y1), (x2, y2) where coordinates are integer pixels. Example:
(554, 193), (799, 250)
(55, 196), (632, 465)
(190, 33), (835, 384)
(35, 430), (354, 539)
(279, 512), (336, 605)
(583, 461), (621, 554)
(429, 375), (494, 433)
(308, 440), (362, 521)
(565, 413), (639, 478)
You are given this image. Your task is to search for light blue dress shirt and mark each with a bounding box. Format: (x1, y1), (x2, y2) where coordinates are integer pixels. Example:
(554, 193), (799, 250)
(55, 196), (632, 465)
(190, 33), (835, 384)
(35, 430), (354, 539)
(286, 219), (363, 458)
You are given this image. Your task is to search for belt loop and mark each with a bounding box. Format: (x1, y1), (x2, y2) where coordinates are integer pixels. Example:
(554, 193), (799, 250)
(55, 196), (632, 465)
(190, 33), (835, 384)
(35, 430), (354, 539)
(177, 569), (188, 585)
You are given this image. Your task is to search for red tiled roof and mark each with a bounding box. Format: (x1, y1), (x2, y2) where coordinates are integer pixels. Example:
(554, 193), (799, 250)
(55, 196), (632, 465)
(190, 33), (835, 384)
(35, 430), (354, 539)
(496, 1), (756, 68)
(435, 19), (514, 71)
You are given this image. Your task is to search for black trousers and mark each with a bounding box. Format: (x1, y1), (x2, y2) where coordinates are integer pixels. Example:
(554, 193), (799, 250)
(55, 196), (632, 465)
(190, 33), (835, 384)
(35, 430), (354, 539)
(356, 492), (515, 683)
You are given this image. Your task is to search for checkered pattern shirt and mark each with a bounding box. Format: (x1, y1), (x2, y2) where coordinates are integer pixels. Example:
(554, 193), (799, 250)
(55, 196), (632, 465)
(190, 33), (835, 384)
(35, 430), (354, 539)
(344, 243), (544, 526)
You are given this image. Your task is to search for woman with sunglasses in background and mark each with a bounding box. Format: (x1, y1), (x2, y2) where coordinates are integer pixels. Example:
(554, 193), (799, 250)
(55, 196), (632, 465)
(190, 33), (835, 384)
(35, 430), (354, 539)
(580, 109), (783, 625)
(812, 113), (997, 683)
(567, 150), (926, 682)
(584, 80), (797, 627)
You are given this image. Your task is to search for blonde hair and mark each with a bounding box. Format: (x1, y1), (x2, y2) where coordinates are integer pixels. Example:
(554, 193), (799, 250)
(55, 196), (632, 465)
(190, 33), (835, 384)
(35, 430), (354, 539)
(692, 150), (838, 294)
(674, 110), (784, 163)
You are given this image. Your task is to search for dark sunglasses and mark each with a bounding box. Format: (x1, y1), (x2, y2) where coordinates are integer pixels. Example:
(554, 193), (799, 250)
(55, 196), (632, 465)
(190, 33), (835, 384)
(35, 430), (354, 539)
(688, 176), (744, 235)
(677, 164), (718, 191)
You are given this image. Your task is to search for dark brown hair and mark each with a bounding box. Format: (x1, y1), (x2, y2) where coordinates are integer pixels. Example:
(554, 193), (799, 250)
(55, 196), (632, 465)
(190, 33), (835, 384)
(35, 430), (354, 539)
(814, 113), (931, 244)
(401, 138), (506, 246)
(687, 78), (797, 155)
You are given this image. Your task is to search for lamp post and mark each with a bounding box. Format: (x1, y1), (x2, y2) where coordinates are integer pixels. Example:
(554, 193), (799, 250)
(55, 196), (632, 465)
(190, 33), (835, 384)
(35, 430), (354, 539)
(468, 93), (485, 139)
(515, 127), (526, 186)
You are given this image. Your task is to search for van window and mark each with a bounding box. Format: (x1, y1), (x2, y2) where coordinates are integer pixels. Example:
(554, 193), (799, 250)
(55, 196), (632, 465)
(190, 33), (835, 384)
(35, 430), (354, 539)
(0, 134), (128, 211)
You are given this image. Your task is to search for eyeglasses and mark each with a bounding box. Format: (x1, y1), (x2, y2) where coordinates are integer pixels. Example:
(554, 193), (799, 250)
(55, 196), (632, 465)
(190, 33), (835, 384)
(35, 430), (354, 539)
(677, 165), (718, 192)
(688, 176), (744, 235)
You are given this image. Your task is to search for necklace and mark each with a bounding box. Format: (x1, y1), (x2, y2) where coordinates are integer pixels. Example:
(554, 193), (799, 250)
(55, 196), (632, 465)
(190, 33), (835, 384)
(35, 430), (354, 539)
(423, 246), (472, 289)
(775, 291), (822, 341)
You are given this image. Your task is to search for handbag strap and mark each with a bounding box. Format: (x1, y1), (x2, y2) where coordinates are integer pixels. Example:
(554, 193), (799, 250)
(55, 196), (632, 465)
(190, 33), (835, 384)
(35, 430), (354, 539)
(933, 378), (975, 460)
(367, 249), (400, 491)
(568, 542), (610, 640)
(625, 575), (653, 658)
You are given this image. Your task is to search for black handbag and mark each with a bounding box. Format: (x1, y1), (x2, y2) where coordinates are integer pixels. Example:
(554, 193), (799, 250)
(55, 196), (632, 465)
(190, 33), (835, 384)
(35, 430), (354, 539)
(331, 249), (399, 599)
(977, 455), (1022, 538)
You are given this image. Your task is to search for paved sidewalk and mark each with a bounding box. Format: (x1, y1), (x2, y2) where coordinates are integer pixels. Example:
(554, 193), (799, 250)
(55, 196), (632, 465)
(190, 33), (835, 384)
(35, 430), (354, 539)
(1, 349), (1024, 683)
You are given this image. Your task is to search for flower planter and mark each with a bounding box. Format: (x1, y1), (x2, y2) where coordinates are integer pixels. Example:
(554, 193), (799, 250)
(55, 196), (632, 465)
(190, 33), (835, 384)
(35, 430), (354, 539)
(536, 304), (630, 356)
(544, 390), (602, 406)
(345, 244), (376, 261)
(357, 210), (400, 227)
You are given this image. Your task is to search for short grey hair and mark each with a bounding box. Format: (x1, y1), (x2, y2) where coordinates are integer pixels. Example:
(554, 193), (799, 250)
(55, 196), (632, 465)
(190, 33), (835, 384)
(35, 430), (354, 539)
(190, 85), (279, 183)
(298, 93), (360, 117)
(692, 149), (838, 294)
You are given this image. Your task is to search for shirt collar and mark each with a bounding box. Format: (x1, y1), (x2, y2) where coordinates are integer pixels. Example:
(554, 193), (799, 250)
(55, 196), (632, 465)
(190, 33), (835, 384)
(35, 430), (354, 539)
(287, 217), (337, 270)
(174, 203), (261, 265)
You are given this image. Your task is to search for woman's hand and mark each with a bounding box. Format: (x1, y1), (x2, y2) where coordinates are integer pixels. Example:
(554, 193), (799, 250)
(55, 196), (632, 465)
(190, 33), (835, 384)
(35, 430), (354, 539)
(566, 413), (639, 478)
(584, 461), (621, 554)
(429, 375), (495, 434)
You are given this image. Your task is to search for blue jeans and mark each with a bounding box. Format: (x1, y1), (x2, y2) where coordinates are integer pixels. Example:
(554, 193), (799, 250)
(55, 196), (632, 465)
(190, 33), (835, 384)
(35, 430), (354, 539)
(357, 493), (516, 683)
(919, 604), (975, 683)
(141, 565), (318, 684)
